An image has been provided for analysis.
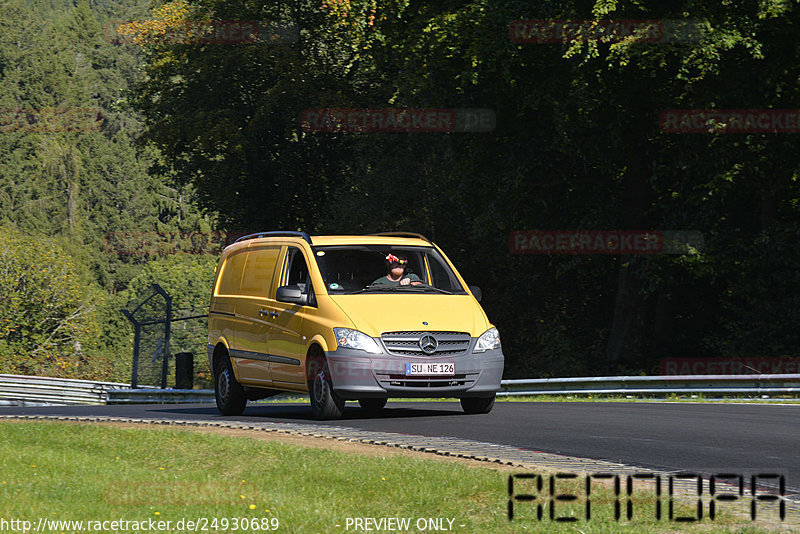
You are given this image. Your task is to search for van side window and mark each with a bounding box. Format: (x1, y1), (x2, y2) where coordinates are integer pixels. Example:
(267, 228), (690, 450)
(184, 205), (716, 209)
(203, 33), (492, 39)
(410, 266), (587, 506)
(217, 249), (248, 295)
(426, 252), (460, 292)
(240, 247), (280, 297)
(285, 248), (312, 294)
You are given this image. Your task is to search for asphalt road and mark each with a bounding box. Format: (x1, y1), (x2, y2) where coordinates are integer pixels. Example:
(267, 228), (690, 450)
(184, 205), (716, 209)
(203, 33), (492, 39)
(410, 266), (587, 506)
(1, 401), (798, 491)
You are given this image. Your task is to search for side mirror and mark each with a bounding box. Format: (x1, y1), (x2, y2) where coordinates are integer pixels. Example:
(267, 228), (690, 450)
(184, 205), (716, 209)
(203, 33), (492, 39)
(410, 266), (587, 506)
(469, 285), (482, 302)
(276, 285), (308, 305)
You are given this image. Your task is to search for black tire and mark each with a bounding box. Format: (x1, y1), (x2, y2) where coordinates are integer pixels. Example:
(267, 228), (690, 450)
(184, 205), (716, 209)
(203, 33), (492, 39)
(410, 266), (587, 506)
(358, 398), (387, 412)
(214, 355), (247, 416)
(460, 394), (496, 414)
(309, 358), (344, 420)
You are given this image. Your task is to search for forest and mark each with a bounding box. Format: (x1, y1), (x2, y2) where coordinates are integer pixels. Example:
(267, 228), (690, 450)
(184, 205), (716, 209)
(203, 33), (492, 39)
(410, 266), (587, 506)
(1, 0), (798, 384)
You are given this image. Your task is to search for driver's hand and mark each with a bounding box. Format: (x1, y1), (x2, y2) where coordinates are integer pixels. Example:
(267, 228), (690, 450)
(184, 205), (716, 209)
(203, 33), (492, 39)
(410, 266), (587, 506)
(400, 277), (411, 286)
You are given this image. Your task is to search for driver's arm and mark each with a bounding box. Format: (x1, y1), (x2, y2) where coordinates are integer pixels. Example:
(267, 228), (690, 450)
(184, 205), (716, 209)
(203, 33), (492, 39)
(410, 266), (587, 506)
(402, 273), (423, 286)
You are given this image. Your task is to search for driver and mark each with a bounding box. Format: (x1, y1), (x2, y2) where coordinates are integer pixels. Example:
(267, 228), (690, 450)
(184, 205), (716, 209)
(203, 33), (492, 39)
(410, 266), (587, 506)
(371, 253), (423, 286)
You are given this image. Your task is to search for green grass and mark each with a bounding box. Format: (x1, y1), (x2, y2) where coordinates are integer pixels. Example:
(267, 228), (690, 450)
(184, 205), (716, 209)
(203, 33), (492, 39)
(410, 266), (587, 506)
(0, 421), (785, 533)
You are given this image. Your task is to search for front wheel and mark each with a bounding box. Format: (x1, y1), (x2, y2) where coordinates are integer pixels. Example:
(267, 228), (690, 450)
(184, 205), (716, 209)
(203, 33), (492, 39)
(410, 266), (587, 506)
(309, 359), (344, 420)
(460, 394), (495, 414)
(215, 355), (247, 416)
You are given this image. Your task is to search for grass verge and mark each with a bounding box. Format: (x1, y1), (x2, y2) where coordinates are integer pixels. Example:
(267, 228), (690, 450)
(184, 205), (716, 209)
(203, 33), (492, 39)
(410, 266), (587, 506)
(0, 421), (786, 533)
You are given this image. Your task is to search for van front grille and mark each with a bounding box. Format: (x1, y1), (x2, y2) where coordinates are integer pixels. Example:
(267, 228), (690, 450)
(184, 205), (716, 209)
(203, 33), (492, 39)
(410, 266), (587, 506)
(380, 331), (471, 357)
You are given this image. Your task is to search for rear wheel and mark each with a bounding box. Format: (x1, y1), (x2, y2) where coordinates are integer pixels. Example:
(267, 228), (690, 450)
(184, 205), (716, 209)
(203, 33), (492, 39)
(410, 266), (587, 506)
(358, 398), (387, 413)
(309, 358), (344, 420)
(215, 355), (247, 416)
(460, 394), (495, 414)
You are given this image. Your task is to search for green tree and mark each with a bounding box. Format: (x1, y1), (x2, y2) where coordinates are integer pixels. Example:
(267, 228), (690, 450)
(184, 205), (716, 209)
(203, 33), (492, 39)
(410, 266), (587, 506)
(0, 226), (111, 378)
(0, 0), (219, 380)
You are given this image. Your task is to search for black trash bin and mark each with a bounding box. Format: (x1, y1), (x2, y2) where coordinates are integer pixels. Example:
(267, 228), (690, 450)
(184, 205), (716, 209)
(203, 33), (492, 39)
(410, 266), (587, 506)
(175, 352), (194, 389)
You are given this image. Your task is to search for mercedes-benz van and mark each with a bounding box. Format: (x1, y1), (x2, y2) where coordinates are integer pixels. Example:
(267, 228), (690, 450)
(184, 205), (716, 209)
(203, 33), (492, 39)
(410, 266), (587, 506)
(207, 231), (504, 419)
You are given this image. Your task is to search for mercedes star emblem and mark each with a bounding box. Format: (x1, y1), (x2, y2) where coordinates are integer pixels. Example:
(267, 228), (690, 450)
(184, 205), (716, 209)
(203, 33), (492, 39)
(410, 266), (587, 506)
(418, 334), (439, 354)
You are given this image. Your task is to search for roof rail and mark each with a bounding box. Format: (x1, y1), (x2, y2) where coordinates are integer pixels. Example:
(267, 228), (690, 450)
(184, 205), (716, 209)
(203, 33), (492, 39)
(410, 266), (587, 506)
(233, 231), (312, 244)
(369, 232), (432, 244)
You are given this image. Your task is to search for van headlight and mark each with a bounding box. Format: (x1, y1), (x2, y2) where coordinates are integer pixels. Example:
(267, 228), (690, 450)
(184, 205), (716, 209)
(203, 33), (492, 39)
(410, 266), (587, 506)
(474, 327), (501, 353)
(334, 328), (382, 354)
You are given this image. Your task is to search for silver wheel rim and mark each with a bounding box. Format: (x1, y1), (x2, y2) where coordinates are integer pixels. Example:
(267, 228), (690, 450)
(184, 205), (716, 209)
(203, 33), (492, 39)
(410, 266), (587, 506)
(313, 368), (326, 407)
(218, 368), (230, 402)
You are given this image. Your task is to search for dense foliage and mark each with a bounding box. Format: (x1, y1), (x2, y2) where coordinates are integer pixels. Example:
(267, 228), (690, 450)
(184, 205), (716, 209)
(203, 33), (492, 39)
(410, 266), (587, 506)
(1, 0), (798, 381)
(0, 0), (217, 382)
(0, 226), (109, 377)
(127, 0), (800, 376)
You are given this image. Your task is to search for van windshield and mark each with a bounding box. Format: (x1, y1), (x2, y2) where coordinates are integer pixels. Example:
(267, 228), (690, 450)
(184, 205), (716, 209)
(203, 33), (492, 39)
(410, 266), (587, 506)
(312, 245), (467, 295)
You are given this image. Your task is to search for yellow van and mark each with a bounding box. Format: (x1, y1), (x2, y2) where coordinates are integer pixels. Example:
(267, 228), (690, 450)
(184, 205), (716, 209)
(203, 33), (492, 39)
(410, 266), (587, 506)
(207, 231), (504, 419)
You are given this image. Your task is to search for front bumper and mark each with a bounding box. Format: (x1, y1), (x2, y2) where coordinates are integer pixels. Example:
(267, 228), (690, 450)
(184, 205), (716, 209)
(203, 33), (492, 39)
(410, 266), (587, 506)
(325, 344), (504, 400)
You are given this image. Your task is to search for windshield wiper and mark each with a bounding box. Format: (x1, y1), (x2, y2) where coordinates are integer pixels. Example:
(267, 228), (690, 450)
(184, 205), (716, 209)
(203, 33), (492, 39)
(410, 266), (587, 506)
(394, 284), (454, 295)
(344, 284), (454, 295)
(343, 286), (395, 295)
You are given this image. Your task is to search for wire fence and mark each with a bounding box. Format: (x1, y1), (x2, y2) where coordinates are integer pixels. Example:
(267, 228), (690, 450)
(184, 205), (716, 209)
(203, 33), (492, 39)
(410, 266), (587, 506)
(122, 284), (210, 389)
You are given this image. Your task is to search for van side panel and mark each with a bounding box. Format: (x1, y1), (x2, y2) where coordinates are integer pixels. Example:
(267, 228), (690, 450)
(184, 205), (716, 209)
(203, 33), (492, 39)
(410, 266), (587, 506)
(265, 246), (309, 389)
(209, 248), (248, 375)
(234, 246), (281, 385)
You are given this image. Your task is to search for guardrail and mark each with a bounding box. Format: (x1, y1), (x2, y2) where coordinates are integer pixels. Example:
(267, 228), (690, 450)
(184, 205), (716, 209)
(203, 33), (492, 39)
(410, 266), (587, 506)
(0, 374), (130, 406)
(90, 374), (800, 403)
(499, 374), (800, 396)
(106, 388), (214, 404)
(3, 374), (799, 406)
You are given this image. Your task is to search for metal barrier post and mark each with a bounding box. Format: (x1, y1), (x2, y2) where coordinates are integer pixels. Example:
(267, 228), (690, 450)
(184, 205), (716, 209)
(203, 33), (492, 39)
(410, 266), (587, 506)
(160, 293), (172, 389)
(175, 352), (194, 389)
(131, 323), (141, 389)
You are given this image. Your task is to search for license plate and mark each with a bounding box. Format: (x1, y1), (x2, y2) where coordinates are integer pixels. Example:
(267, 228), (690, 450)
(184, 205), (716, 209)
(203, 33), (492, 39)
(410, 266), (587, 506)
(405, 362), (455, 376)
